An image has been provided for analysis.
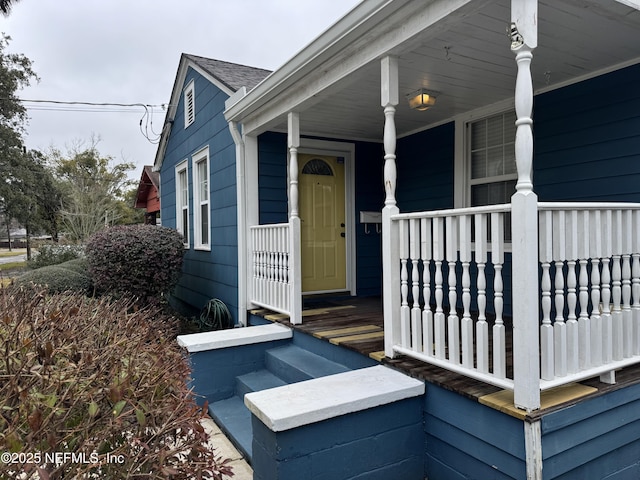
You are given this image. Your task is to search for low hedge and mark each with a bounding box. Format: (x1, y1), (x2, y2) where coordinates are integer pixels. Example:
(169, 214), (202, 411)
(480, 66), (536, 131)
(13, 265), (92, 293)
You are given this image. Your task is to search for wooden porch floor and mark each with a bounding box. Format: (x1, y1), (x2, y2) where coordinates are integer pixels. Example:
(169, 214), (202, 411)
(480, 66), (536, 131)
(250, 296), (640, 421)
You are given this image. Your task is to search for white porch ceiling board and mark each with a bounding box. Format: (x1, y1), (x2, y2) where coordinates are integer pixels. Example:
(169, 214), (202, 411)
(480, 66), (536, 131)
(249, 0), (640, 143)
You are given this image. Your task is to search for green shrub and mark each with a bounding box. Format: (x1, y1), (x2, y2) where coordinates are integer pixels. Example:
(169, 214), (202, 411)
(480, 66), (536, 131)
(13, 265), (92, 293)
(28, 243), (84, 269)
(85, 225), (185, 304)
(55, 257), (89, 275)
(0, 288), (232, 479)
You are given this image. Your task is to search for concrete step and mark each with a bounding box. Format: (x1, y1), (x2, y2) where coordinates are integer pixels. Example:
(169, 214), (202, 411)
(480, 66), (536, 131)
(208, 396), (253, 460)
(265, 344), (350, 384)
(209, 342), (353, 464)
(236, 369), (288, 398)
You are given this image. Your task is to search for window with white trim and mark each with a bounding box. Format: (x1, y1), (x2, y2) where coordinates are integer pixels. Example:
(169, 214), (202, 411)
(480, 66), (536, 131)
(184, 80), (195, 128)
(468, 110), (517, 207)
(175, 161), (189, 247)
(192, 147), (210, 250)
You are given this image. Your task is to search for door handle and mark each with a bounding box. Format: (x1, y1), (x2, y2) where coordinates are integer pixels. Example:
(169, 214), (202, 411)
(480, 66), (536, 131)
(340, 232), (346, 238)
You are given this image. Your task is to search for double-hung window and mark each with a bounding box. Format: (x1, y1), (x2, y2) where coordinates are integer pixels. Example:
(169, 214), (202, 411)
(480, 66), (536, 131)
(192, 147), (210, 250)
(455, 108), (517, 243)
(469, 110), (517, 207)
(175, 161), (189, 247)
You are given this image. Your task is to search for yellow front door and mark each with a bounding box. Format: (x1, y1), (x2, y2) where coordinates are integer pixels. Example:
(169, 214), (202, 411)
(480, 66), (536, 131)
(299, 154), (346, 293)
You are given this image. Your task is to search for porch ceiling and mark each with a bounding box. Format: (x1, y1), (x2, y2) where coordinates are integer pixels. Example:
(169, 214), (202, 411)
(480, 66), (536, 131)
(262, 0), (640, 142)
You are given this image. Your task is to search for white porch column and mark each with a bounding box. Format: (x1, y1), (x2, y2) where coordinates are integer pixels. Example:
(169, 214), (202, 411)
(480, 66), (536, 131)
(288, 112), (302, 325)
(510, 0), (541, 413)
(381, 56), (401, 358)
(244, 134), (260, 323)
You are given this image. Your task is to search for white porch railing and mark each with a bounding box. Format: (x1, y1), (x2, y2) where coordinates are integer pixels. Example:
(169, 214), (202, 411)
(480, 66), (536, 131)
(250, 223), (290, 314)
(389, 204), (515, 391)
(249, 220), (302, 324)
(538, 203), (640, 389)
(387, 202), (640, 400)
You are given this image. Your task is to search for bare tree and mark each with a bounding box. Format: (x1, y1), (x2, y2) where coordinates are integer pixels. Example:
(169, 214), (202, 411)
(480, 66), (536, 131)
(0, 0), (20, 15)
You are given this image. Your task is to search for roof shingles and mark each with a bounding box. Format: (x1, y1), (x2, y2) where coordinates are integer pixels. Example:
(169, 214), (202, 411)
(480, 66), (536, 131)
(184, 54), (271, 92)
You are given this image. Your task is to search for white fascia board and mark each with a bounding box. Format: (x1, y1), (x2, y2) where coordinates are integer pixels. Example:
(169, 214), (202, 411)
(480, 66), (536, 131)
(223, 0), (395, 123)
(224, 0), (477, 134)
(615, 0), (640, 10)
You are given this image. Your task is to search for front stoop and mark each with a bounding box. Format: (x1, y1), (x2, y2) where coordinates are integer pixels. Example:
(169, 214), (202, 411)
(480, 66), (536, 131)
(246, 365), (426, 480)
(179, 325), (427, 479)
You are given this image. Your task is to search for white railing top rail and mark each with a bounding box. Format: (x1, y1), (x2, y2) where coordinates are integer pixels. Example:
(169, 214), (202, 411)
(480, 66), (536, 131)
(391, 203), (512, 221)
(250, 222), (290, 231)
(538, 202), (640, 211)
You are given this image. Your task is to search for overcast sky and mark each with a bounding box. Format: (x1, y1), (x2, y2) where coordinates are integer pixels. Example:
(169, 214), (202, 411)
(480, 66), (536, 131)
(1, 0), (361, 181)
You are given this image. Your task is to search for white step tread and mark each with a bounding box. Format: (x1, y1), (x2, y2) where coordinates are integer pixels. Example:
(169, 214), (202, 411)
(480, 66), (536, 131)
(245, 365), (425, 432)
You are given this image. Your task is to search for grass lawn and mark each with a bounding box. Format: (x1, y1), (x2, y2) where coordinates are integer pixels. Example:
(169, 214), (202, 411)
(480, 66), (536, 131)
(0, 249), (27, 258)
(0, 261), (27, 286)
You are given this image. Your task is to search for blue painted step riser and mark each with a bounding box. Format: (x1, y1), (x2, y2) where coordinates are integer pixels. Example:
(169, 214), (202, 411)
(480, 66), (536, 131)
(236, 369), (288, 398)
(264, 344), (350, 385)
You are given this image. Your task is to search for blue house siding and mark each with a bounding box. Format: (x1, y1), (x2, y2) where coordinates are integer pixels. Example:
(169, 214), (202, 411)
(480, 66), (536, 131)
(540, 382), (640, 479)
(258, 132), (289, 225)
(424, 383), (526, 480)
(397, 122), (455, 213)
(354, 141), (384, 296)
(534, 63), (640, 203)
(159, 66), (239, 320)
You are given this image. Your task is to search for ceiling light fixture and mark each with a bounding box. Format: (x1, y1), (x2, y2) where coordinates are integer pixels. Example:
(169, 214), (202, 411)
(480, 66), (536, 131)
(407, 88), (438, 111)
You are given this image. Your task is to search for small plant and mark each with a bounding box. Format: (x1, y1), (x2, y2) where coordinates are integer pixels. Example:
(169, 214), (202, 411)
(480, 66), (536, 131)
(0, 287), (233, 479)
(13, 264), (92, 293)
(85, 225), (185, 305)
(28, 242), (84, 269)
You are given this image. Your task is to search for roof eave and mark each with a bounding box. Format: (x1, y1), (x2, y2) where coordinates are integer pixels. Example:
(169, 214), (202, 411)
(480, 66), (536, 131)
(224, 0), (396, 124)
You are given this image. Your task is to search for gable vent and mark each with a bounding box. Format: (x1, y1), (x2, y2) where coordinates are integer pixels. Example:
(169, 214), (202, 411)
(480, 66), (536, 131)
(184, 81), (195, 128)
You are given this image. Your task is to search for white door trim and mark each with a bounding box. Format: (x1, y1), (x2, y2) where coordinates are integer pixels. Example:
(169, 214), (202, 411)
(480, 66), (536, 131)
(294, 138), (356, 296)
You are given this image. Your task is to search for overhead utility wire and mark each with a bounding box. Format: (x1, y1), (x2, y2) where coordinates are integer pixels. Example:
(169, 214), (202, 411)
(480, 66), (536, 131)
(16, 98), (175, 145)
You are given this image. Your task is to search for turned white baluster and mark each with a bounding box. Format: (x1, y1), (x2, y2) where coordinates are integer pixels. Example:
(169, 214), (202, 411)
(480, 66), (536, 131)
(459, 215), (473, 368)
(539, 210), (554, 380)
(421, 218), (434, 356)
(601, 210), (613, 368)
(596, 211), (616, 383)
(612, 210), (624, 362)
(588, 210), (602, 368)
(475, 213), (489, 373)
(577, 211), (591, 370)
(446, 216), (460, 365)
(254, 230), (261, 302)
(278, 228), (284, 308)
(565, 210), (579, 373)
(410, 219), (422, 352)
(633, 210), (640, 356)
(433, 217), (446, 359)
(269, 228), (276, 304)
(492, 211), (506, 378)
(622, 210), (633, 358)
(400, 220), (410, 348)
(553, 210), (567, 377)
